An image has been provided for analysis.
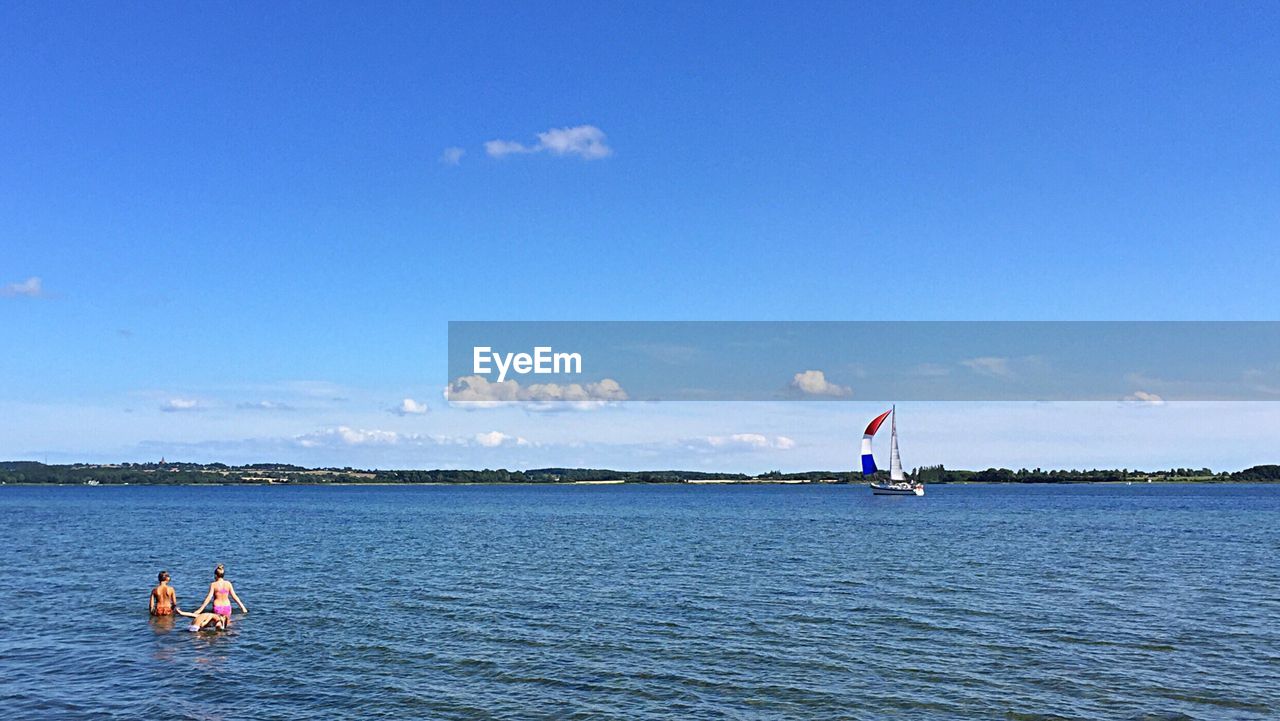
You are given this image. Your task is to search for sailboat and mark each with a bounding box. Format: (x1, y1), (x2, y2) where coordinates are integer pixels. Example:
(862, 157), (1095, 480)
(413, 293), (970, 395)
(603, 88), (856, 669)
(862, 406), (924, 496)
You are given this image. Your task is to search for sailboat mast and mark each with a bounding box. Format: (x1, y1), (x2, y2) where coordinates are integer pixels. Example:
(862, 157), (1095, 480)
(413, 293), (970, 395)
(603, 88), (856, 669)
(889, 405), (905, 482)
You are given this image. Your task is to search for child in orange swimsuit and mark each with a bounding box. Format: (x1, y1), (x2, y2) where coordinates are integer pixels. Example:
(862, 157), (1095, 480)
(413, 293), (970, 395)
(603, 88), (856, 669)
(149, 570), (178, 616)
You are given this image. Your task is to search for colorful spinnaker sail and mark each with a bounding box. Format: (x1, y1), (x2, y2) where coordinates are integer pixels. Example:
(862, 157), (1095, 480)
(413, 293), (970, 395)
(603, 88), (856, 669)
(861, 409), (892, 475)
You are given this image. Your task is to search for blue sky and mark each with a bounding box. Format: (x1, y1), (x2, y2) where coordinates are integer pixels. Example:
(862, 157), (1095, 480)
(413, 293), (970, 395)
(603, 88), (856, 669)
(2, 2), (1278, 470)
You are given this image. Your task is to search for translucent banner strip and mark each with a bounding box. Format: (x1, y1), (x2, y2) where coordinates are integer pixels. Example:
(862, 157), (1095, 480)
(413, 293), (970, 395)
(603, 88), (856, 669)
(446, 321), (1280, 402)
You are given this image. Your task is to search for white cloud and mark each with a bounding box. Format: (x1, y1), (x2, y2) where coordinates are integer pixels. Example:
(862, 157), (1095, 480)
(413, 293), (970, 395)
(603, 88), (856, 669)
(161, 398), (200, 412)
(473, 430), (530, 448)
(790, 370), (852, 397)
(297, 426), (400, 447)
(444, 375), (628, 409)
(690, 433), (797, 451)
(392, 398), (429, 415)
(440, 146), (466, 165)
(1123, 390), (1165, 406)
(961, 356), (1014, 378)
(483, 139), (534, 158)
(485, 125), (612, 160)
(536, 125), (612, 159)
(295, 425), (528, 449)
(2, 276), (44, 298)
(338, 427), (399, 445)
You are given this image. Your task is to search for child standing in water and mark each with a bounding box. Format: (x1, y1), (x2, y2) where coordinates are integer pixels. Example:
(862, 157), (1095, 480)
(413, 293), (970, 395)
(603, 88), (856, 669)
(194, 564), (248, 622)
(149, 570), (178, 616)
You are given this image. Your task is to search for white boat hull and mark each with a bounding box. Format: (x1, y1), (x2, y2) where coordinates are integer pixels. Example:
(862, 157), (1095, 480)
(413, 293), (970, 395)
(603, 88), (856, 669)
(870, 483), (924, 496)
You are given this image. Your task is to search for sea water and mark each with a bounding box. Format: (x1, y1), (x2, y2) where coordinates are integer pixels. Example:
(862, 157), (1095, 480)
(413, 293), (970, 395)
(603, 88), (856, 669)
(1, 483), (1277, 719)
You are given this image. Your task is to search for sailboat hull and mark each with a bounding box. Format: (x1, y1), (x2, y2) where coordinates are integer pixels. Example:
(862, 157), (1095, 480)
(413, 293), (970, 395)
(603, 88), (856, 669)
(869, 483), (924, 496)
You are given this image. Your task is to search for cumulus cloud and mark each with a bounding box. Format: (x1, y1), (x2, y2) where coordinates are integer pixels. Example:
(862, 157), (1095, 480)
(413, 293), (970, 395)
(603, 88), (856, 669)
(1123, 390), (1165, 406)
(485, 125), (612, 160)
(440, 146), (466, 165)
(161, 398), (200, 412)
(687, 433), (797, 451)
(961, 356), (1014, 378)
(2, 276), (44, 298)
(391, 398), (429, 415)
(444, 375), (628, 410)
(790, 370), (852, 397)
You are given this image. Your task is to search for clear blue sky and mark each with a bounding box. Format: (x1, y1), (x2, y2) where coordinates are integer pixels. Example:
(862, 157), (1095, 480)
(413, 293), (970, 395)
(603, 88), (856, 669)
(2, 2), (1278, 469)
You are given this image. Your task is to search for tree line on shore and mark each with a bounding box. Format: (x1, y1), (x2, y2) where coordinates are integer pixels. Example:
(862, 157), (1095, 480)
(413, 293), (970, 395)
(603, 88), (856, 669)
(2, 461), (1279, 485)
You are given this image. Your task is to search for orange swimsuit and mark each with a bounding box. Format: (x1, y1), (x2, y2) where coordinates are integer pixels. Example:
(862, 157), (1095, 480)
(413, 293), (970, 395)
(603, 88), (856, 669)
(152, 588), (175, 616)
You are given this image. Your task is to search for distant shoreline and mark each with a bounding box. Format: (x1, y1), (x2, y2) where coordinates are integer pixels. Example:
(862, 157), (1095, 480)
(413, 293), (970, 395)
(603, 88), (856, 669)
(4, 460), (1278, 486)
(3, 480), (1277, 488)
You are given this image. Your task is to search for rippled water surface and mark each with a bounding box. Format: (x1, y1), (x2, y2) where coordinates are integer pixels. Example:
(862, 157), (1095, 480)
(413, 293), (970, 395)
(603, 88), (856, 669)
(2, 483), (1278, 720)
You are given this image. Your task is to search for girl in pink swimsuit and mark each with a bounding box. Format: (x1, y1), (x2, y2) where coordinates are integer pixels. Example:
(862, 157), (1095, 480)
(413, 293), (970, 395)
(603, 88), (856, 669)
(194, 563), (248, 621)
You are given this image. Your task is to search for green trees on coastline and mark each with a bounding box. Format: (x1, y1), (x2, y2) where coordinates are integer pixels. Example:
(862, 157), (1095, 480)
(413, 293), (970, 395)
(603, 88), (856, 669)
(2, 461), (1277, 485)
(913, 464), (1231, 484)
(1230, 464), (1280, 482)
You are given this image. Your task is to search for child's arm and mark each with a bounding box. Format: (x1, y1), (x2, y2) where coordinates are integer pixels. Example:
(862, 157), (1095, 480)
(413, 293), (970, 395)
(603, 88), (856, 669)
(229, 583), (248, 613)
(174, 608), (197, 619)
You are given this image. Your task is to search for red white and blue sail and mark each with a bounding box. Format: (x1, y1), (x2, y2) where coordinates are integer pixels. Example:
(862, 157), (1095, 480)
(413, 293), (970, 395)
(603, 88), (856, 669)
(861, 409), (892, 475)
